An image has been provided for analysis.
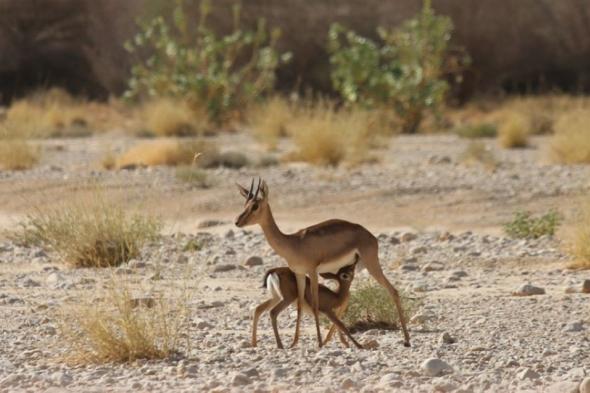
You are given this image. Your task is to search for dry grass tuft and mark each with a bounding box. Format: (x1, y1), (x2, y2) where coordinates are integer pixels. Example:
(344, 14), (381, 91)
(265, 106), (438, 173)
(14, 198), (160, 267)
(343, 281), (419, 332)
(569, 200), (590, 269)
(0, 139), (41, 170)
(175, 166), (212, 188)
(460, 141), (498, 170)
(141, 98), (209, 137)
(2, 88), (92, 138)
(288, 103), (381, 166)
(455, 123), (497, 139)
(115, 139), (210, 168)
(497, 112), (529, 149)
(248, 96), (296, 149)
(58, 278), (190, 363)
(550, 110), (590, 164)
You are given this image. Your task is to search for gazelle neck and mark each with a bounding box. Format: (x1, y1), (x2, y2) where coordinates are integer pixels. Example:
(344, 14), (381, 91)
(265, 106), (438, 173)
(259, 204), (291, 257)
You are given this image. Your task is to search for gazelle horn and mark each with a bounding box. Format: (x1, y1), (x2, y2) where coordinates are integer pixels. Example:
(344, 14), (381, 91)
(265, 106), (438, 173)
(253, 177), (262, 200)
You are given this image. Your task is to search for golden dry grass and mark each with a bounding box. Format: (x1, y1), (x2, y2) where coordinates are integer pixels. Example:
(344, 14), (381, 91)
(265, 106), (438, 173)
(248, 96), (296, 149)
(115, 139), (206, 168)
(288, 103), (382, 166)
(497, 111), (529, 149)
(58, 277), (190, 363)
(2, 88), (93, 138)
(550, 109), (590, 164)
(568, 200), (590, 269)
(460, 141), (498, 170)
(14, 198), (160, 267)
(141, 98), (209, 137)
(0, 139), (41, 170)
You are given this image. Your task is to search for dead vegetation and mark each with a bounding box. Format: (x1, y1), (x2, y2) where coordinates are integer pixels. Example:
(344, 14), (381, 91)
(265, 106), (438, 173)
(114, 140), (204, 169)
(459, 141), (498, 170)
(14, 197), (160, 268)
(140, 98), (210, 137)
(343, 281), (418, 332)
(248, 96), (296, 150)
(287, 103), (385, 166)
(0, 139), (40, 170)
(497, 111), (529, 149)
(569, 199), (590, 269)
(58, 277), (190, 363)
(550, 109), (590, 164)
(1, 88), (93, 138)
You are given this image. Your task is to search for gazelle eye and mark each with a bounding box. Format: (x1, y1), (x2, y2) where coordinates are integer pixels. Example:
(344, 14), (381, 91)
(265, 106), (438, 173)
(341, 273), (350, 280)
(252, 202), (259, 211)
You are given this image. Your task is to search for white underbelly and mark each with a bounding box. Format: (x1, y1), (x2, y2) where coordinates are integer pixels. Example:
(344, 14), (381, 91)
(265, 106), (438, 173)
(317, 249), (358, 274)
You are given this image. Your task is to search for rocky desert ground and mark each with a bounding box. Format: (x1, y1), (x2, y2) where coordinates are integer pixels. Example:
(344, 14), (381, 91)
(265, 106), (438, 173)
(1, 133), (589, 393)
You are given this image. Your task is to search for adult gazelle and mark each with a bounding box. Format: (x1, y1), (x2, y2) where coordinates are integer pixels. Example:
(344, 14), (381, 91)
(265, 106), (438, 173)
(235, 178), (410, 348)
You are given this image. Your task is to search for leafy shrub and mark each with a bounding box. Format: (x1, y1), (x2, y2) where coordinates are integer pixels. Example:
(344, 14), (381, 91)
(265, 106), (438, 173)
(498, 112), (529, 148)
(551, 110), (590, 164)
(125, 0), (290, 124)
(504, 210), (560, 239)
(343, 281), (418, 332)
(15, 199), (160, 267)
(328, 0), (456, 133)
(59, 278), (189, 363)
(0, 139), (40, 170)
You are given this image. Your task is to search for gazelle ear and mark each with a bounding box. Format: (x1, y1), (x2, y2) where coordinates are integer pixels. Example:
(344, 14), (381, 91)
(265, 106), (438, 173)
(260, 180), (269, 200)
(236, 183), (250, 199)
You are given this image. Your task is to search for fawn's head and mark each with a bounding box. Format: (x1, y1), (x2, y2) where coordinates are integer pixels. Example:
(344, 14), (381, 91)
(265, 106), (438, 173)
(321, 260), (357, 284)
(235, 177), (269, 227)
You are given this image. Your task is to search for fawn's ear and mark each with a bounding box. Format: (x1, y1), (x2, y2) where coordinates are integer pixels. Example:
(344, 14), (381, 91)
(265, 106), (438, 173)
(236, 183), (250, 199)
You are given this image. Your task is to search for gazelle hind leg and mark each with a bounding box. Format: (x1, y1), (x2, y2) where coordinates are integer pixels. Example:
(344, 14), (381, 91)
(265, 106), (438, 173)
(309, 271), (323, 347)
(252, 298), (278, 347)
(362, 247), (411, 347)
(270, 299), (292, 349)
(290, 273), (307, 348)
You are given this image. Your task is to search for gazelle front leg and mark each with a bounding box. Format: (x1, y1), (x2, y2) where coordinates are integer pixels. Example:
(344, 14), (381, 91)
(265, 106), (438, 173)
(309, 270), (323, 348)
(290, 273), (307, 348)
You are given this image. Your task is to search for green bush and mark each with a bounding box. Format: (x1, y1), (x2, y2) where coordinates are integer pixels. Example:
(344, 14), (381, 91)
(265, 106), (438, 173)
(328, 0), (457, 133)
(504, 210), (560, 239)
(343, 281), (418, 332)
(455, 123), (497, 138)
(125, 0), (290, 124)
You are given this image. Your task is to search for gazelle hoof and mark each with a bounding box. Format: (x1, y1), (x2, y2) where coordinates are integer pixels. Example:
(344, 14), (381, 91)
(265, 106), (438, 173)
(404, 341), (411, 348)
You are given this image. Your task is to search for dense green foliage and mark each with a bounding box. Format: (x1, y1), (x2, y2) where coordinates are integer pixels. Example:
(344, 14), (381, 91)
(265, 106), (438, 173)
(125, 1), (290, 124)
(504, 210), (561, 239)
(328, 0), (454, 133)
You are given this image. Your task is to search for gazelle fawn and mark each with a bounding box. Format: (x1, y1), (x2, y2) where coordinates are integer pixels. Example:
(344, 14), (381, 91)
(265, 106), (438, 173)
(235, 178), (410, 348)
(252, 261), (362, 349)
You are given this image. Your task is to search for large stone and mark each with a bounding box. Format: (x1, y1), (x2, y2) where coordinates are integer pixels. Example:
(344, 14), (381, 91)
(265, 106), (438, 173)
(244, 256), (263, 267)
(421, 358), (453, 377)
(545, 381), (579, 393)
(231, 373), (251, 386)
(512, 284), (545, 296)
